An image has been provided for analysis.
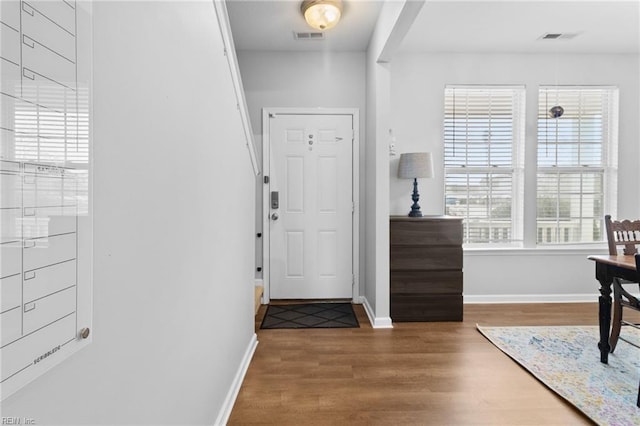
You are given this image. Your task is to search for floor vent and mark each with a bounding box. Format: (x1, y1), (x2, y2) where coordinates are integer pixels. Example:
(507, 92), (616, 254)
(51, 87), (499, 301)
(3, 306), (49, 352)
(293, 31), (324, 41)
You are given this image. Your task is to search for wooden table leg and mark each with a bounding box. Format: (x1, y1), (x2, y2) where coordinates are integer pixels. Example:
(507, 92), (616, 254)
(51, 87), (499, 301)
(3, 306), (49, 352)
(595, 262), (612, 364)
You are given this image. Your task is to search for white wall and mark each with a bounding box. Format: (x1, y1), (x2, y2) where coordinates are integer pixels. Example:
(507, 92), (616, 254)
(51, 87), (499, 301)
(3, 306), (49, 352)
(1, 2), (256, 424)
(363, 0), (424, 326)
(236, 50), (366, 290)
(391, 52), (640, 300)
(364, 9), (395, 324)
(238, 51), (366, 138)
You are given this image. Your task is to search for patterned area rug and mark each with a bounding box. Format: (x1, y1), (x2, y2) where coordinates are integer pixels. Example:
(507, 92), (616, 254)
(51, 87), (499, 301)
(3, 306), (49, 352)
(260, 303), (359, 329)
(478, 325), (640, 426)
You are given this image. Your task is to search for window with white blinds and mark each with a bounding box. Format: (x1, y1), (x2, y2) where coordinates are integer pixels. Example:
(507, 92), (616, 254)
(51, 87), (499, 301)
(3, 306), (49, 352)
(444, 86), (525, 245)
(537, 86), (618, 244)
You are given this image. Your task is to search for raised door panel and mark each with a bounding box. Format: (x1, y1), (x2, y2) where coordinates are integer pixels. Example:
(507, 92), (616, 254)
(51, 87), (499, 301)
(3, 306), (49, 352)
(285, 156), (304, 213)
(285, 231), (304, 278)
(317, 156), (337, 213)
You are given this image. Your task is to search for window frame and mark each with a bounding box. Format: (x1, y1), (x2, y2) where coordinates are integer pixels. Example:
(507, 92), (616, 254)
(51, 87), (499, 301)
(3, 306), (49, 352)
(443, 85), (526, 247)
(535, 85), (619, 245)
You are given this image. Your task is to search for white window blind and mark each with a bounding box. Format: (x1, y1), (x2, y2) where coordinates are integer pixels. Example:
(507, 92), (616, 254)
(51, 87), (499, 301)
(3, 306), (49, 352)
(444, 85), (525, 245)
(537, 86), (618, 244)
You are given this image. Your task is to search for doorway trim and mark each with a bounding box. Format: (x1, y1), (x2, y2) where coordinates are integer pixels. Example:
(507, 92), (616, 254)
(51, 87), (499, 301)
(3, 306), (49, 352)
(261, 107), (360, 304)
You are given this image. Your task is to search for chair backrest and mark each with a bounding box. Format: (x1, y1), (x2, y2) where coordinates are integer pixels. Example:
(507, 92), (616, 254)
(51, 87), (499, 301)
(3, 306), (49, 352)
(605, 215), (640, 255)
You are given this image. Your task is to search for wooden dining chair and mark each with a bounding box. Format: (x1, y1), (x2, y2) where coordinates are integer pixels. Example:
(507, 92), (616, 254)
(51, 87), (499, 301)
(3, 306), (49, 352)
(604, 215), (640, 352)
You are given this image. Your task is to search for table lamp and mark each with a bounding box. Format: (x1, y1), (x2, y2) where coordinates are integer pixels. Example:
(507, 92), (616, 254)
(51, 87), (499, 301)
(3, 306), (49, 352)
(397, 152), (434, 217)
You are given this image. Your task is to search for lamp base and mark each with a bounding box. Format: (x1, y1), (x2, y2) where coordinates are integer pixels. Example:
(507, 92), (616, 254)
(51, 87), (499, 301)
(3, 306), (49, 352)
(407, 178), (423, 218)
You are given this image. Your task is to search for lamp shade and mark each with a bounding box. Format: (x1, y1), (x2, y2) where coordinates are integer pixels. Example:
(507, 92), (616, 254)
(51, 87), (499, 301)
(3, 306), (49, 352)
(398, 152), (434, 179)
(301, 0), (342, 31)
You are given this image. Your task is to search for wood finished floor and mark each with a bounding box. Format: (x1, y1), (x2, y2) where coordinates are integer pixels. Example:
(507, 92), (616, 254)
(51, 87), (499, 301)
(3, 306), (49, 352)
(229, 303), (610, 425)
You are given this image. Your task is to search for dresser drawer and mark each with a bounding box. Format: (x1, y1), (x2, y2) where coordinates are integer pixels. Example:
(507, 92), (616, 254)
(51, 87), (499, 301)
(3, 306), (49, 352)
(391, 294), (463, 322)
(390, 246), (462, 271)
(391, 270), (462, 294)
(390, 219), (462, 246)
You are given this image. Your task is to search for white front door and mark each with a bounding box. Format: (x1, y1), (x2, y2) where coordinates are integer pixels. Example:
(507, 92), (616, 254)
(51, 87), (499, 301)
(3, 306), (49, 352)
(268, 113), (353, 299)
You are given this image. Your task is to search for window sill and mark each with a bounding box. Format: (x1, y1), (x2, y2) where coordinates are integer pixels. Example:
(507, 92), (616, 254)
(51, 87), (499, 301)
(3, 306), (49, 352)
(463, 244), (609, 256)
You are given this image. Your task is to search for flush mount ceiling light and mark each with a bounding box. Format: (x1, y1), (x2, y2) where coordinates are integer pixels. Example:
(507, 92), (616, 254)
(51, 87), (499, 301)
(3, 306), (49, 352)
(301, 0), (343, 31)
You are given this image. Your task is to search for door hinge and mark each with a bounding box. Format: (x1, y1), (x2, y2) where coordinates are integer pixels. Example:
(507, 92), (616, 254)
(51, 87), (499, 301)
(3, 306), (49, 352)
(264, 175), (269, 184)
(352, 275), (355, 286)
(352, 202), (355, 213)
(352, 129), (355, 142)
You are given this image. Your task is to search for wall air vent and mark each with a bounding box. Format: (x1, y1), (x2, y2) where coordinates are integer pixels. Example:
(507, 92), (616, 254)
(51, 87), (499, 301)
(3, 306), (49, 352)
(293, 31), (324, 41)
(539, 32), (580, 40)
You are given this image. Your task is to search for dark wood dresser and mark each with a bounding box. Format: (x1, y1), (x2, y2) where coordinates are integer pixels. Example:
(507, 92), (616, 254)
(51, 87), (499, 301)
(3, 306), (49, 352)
(390, 216), (463, 322)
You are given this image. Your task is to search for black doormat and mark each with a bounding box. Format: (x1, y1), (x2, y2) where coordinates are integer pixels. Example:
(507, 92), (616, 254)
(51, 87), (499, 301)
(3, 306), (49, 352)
(260, 303), (359, 329)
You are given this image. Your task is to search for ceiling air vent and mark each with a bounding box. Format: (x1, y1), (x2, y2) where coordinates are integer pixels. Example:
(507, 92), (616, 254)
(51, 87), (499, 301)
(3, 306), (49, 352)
(558, 33), (579, 40)
(293, 31), (325, 41)
(539, 32), (580, 40)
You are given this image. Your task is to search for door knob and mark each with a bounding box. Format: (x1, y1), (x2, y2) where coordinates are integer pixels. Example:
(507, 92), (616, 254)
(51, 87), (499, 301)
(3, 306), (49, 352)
(271, 213), (279, 221)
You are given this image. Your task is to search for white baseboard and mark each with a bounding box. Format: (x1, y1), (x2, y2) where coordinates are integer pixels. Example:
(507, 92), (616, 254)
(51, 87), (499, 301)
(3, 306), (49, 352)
(362, 297), (393, 328)
(214, 333), (258, 426)
(464, 293), (601, 304)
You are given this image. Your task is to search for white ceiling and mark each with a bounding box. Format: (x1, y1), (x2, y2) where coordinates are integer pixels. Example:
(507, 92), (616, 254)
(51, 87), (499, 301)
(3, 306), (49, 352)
(226, 0), (383, 51)
(226, 0), (640, 54)
(400, 1), (640, 54)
